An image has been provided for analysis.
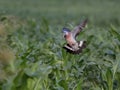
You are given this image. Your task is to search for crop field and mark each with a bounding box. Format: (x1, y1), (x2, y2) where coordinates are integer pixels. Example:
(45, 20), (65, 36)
(0, 0), (120, 90)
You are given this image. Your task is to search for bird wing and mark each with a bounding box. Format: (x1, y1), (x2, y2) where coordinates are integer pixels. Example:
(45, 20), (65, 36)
(71, 19), (88, 39)
(63, 41), (86, 54)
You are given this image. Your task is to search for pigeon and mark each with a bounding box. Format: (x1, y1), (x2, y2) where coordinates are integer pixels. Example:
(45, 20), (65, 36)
(62, 19), (87, 54)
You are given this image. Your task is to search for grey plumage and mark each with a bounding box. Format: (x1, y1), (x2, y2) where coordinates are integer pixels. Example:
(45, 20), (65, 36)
(71, 19), (88, 39)
(63, 19), (88, 54)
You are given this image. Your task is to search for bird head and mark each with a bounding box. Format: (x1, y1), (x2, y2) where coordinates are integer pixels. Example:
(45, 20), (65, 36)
(62, 28), (71, 38)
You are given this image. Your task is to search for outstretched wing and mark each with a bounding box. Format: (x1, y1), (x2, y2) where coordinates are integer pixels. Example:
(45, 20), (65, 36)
(71, 19), (88, 39)
(63, 41), (86, 54)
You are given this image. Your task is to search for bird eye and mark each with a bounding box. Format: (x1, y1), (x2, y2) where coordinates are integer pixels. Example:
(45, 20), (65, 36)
(63, 32), (68, 38)
(63, 35), (66, 38)
(63, 34), (66, 38)
(64, 35), (66, 38)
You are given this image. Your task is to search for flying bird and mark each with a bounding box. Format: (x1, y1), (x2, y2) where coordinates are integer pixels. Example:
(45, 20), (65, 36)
(62, 19), (87, 54)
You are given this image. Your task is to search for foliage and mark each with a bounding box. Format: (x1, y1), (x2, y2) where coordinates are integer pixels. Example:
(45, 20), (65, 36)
(0, 0), (120, 90)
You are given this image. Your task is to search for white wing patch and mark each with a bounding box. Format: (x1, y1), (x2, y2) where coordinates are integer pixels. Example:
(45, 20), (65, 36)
(64, 45), (75, 51)
(63, 41), (86, 54)
(79, 41), (84, 47)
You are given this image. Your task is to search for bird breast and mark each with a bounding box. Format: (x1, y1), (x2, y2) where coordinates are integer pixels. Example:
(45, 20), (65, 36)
(65, 34), (77, 46)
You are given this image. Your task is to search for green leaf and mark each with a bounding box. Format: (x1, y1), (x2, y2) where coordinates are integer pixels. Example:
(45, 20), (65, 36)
(110, 25), (120, 41)
(75, 78), (83, 90)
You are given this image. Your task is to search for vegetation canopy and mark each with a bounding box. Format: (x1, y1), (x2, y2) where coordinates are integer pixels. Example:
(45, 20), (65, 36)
(0, 0), (120, 90)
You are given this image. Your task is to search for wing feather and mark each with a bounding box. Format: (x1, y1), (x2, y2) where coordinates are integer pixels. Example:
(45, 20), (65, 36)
(63, 41), (86, 54)
(71, 19), (88, 38)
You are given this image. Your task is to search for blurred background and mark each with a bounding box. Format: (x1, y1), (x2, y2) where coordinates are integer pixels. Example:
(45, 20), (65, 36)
(0, 0), (120, 25)
(0, 0), (120, 90)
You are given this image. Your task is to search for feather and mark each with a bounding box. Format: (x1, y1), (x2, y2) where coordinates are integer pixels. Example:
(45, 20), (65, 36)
(63, 41), (86, 54)
(71, 19), (88, 39)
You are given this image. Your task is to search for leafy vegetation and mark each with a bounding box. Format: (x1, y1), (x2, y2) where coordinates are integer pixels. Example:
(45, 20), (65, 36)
(0, 0), (120, 90)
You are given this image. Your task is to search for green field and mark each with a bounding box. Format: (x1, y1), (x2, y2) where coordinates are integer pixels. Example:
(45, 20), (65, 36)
(0, 0), (120, 90)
